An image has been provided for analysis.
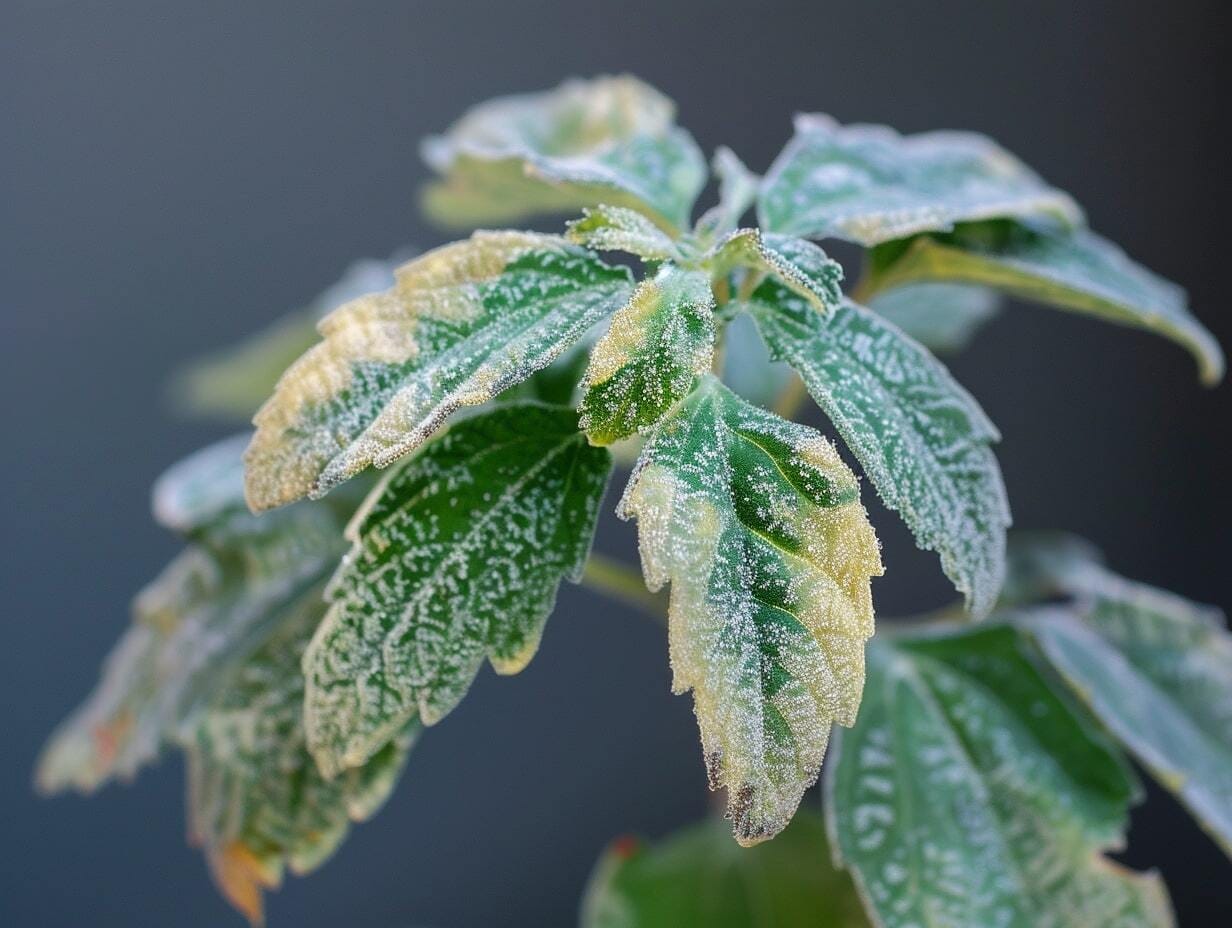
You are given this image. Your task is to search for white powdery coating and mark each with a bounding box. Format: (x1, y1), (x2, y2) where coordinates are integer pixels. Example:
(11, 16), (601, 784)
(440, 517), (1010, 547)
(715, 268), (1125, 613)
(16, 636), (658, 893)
(749, 292), (1010, 615)
(618, 378), (882, 845)
(244, 231), (632, 511)
(830, 633), (1173, 928)
(566, 204), (679, 261)
(710, 228), (844, 313)
(758, 113), (1083, 245)
(303, 405), (610, 777)
(1035, 570), (1232, 856)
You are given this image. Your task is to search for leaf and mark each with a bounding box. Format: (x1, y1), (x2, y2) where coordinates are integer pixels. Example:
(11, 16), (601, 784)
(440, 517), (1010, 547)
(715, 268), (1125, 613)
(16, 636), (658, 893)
(421, 75), (706, 232)
(745, 284), (1009, 614)
(186, 584), (417, 925)
(711, 229), (844, 313)
(244, 231), (632, 511)
(579, 264), (716, 445)
(37, 437), (348, 794)
(618, 376), (883, 845)
(828, 623), (1173, 928)
(693, 146), (760, 239)
(719, 312), (793, 409)
(567, 204), (679, 261)
(1028, 567), (1232, 857)
(172, 253), (408, 421)
(580, 811), (871, 928)
(303, 403), (611, 777)
(759, 114), (1082, 245)
(866, 220), (1224, 384)
(868, 282), (1000, 354)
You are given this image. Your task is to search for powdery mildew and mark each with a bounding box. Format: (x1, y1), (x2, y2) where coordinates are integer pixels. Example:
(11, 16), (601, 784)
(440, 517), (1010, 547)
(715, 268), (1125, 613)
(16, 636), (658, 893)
(244, 232), (632, 511)
(758, 114), (1083, 245)
(748, 285), (1010, 615)
(303, 404), (611, 777)
(618, 377), (882, 845)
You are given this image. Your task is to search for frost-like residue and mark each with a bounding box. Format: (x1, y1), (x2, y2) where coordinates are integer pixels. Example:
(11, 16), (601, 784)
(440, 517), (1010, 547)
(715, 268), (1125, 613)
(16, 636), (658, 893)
(618, 376), (882, 845)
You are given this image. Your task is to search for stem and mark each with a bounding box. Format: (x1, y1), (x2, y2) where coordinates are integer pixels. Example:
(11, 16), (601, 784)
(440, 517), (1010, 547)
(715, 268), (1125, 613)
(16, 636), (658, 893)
(581, 553), (667, 621)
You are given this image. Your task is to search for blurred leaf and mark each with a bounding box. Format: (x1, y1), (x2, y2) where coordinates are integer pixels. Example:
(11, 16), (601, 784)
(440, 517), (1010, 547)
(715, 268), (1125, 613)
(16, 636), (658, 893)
(422, 75), (706, 232)
(187, 585), (417, 926)
(172, 253), (408, 421)
(1028, 566), (1232, 857)
(619, 377), (882, 844)
(244, 231), (631, 511)
(581, 811), (870, 928)
(867, 220), (1224, 384)
(304, 404), (611, 776)
(746, 285), (1009, 614)
(37, 436), (347, 794)
(868, 282), (1000, 354)
(829, 623), (1172, 928)
(758, 114), (1081, 245)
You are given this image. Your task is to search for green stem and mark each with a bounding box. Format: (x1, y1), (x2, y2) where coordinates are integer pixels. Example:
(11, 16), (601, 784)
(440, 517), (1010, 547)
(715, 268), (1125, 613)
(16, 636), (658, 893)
(582, 553), (667, 621)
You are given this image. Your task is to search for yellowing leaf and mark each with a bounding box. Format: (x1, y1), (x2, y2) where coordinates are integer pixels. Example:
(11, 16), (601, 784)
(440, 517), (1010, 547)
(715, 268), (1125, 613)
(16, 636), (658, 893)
(619, 377), (882, 844)
(244, 231), (632, 511)
(579, 264), (715, 445)
(422, 75), (706, 232)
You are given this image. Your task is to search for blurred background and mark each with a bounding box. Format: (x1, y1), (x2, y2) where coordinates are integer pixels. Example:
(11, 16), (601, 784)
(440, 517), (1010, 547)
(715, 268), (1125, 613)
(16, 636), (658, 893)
(3, 1), (1229, 924)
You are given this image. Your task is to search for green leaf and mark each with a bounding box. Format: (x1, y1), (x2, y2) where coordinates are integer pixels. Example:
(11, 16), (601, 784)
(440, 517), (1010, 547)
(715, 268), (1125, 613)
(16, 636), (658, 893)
(868, 282), (1000, 354)
(579, 264), (715, 445)
(711, 229), (844, 313)
(693, 146), (759, 239)
(303, 403), (611, 777)
(580, 811), (871, 928)
(566, 204), (679, 261)
(828, 624), (1173, 928)
(866, 220), (1224, 384)
(421, 75), (706, 232)
(37, 437), (348, 795)
(1029, 568), (1232, 857)
(186, 585), (417, 926)
(171, 253), (407, 421)
(759, 114), (1082, 245)
(745, 284), (1009, 614)
(244, 231), (632, 511)
(618, 376), (883, 844)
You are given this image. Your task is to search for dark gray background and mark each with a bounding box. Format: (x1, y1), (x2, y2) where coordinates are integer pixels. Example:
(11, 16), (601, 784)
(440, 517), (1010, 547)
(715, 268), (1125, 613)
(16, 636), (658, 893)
(3, 1), (1229, 925)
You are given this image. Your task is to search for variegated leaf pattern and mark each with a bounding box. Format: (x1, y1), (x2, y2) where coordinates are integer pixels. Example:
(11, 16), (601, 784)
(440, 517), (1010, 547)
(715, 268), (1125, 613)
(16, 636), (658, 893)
(579, 264), (715, 445)
(37, 437), (348, 795)
(172, 253), (408, 421)
(868, 282), (1001, 354)
(711, 229), (844, 313)
(422, 75), (706, 232)
(304, 404), (611, 777)
(828, 624), (1173, 928)
(581, 811), (870, 928)
(759, 114), (1081, 245)
(1025, 562), (1232, 857)
(745, 283), (1009, 614)
(618, 377), (882, 845)
(187, 585), (417, 926)
(244, 231), (632, 511)
(866, 220), (1224, 384)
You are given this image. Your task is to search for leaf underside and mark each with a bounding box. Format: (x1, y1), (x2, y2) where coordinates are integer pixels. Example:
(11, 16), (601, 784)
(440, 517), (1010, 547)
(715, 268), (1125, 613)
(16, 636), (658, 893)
(868, 220), (1224, 384)
(244, 231), (631, 511)
(619, 376), (883, 845)
(829, 623), (1173, 928)
(303, 403), (611, 777)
